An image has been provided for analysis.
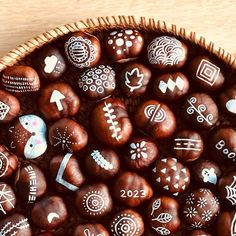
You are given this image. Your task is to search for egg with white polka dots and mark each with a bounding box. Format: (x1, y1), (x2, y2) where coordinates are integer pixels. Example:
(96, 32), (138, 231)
(78, 65), (116, 100)
(105, 29), (144, 62)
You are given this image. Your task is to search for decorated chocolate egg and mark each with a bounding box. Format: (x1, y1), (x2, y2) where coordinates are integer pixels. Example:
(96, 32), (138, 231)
(73, 224), (109, 236)
(78, 65), (116, 100)
(9, 114), (47, 159)
(105, 29), (144, 62)
(220, 84), (236, 116)
(65, 31), (101, 68)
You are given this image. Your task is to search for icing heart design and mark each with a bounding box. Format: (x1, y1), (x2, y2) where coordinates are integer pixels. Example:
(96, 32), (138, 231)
(9, 115), (47, 159)
(44, 55), (58, 73)
(226, 98), (236, 114)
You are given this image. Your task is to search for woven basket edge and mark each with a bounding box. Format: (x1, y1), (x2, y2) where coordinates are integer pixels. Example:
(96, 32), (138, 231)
(0, 15), (235, 71)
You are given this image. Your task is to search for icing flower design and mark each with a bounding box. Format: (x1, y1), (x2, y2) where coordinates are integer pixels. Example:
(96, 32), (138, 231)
(130, 141), (147, 160)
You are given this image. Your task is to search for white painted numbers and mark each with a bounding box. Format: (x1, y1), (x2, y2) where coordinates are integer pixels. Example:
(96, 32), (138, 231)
(144, 104), (166, 123)
(120, 190), (146, 198)
(196, 59), (220, 86)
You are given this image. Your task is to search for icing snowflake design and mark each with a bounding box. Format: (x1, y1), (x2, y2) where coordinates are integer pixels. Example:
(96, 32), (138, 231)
(147, 36), (185, 66)
(191, 221), (203, 229)
(51, 127), (80, 152)
(65, 36), (96, 68)
(184, 207), (198, 218)
(201, 210), (213, 221)
(199, 188), (211, 195)
(210, 196), (219, 207)
(197, 197), (207, 208)
(78, 65), (116, 94)
(130, 141), (147, 160)
(186, 193), (195, 205)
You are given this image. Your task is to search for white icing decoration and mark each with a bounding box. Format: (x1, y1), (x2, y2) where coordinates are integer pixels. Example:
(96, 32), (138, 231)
(174, 138), (201, 151)
(82, 190), (108, 215)
(110, 213), (140, 236)
(144, 104), (166, 123)
(226, 98), (236, 114)
(196, 59), (220, 86)
(55, 153), (79, 191)
(65, 36), (96, 68)
(147, 36), (185, 66)
(226, 176), (236, 205)
(15, 115), (47, 160)
(158, 76), (184, 94)
(24, 165), (37, 203)
(44, 55), (58, 73)
(201, 210), (213, 221)
(50, 90), (65, 111)
(202, 168), (217, 184)
(116, 38), (124, 46)
(0, 152), (9, 178)
(0, 101), (10, 121)
(152, 227), (171, 235)
(186, 96), (214, 125)
(103, 102), (122, 141)
(0, 184), (15, 214)
(47, 212), (60, 223)
(125, 68), (144, 92)
(231, 212), (236, 236)
(84, 229), (103, 236)
(0, 217), (30, 235)
(151, 199), (161, 215)
(90, 150), (113, 170)
(215, 139), (236, 161)
(130, 141), (147, 160)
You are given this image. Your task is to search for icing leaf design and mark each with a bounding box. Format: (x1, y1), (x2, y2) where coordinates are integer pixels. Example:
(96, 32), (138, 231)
(152, 213), (172, 223)
(151, 198), (161, 215)
(152, 226), (171, 235)
(125, 68), (144, 92)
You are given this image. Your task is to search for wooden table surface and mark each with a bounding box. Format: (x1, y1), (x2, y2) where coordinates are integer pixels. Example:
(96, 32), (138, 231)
(0, 0), (236, 59)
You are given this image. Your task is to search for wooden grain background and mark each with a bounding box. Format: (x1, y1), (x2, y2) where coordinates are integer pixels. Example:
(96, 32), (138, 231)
(0, 0), (236, 58)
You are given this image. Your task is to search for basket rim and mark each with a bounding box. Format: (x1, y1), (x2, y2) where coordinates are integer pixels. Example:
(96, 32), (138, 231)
(0, 15), (235, 71)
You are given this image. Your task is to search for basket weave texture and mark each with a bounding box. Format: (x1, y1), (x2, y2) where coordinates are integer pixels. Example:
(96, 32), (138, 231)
(0, 16), (236, 72)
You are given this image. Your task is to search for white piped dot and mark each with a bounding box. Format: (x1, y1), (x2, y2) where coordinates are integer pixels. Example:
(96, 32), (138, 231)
(138, 36), (143, 42)
(118, 33), (123, 37)
(126, 41), (133, 47)
(130, 35), (135, 40)
(108, 39), (113, 45)
(125, 30), (133, 35)
(116, 38), (124, 46)
(117, 50), (122, 55)
(110, 31), (117, 36)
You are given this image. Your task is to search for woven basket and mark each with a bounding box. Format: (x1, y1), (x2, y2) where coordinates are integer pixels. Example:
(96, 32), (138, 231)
(0, 16), (236, 72)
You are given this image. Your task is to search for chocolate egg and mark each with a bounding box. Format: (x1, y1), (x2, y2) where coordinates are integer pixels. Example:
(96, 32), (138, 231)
(209, 126), (236, 163)
(0, 213), (31, 235)
(0, 145), (18, 179)
(192, 159), (221, 188)
(218, 171), (236, 206)
(173, 130), (204, 162)
(15, 164), (47, 203)
(147, 196), (180, 235)
(73, 224), (109, 236)
(105, 29), (144, 62)
(110, 209), (144, 236)
(50, 153), (85, 192)
(216, 210), (236, 236)
(0, 182), (16, 215)
(78, 65), (116, 100)
(36, 45), (66, 81)
(188, 56), (225, 91)
(91, 98), (133, 147)
(182, 93), (218, 129)
(75, 183), (112, 219)
(1, 65), (40, 95)
(0, 89), (20, 123)
(134, 100), (176, 139)
(113, 171), (153, 207)
(220, 84), (236, 116)
(152, 157), (190, 196)
(31, 196), (68, 230)
(65, 31), (101, 68)
(125, 137), (159, 170)
(182, 188), (220, 229)
(38, 82), (80, 120)
(49, 118), (88, 152)
(119, 62), (151, 97)
(84, 149), (120, 180)
(147, 36), (187, 69)
(9, 114), (47, 159)
(153, 72), (189, 101)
